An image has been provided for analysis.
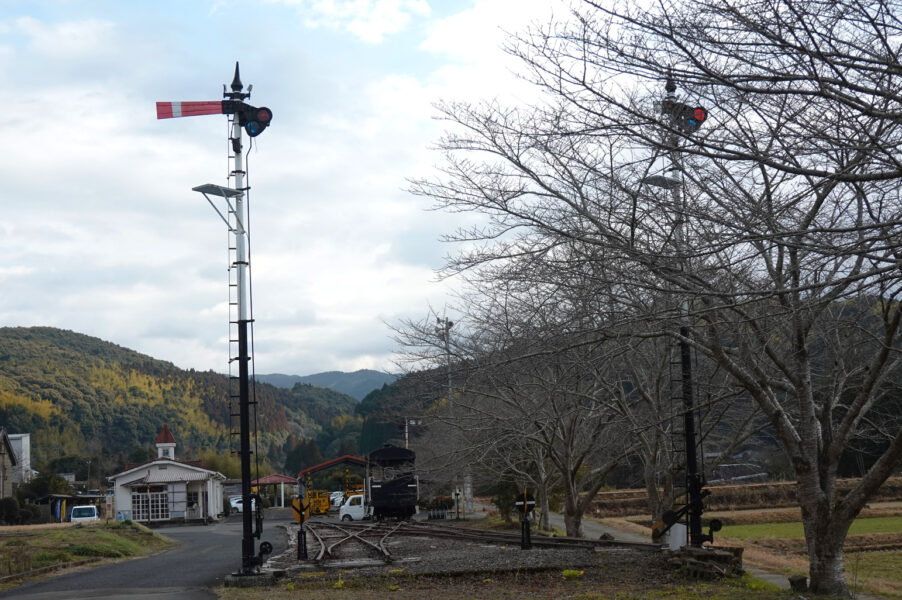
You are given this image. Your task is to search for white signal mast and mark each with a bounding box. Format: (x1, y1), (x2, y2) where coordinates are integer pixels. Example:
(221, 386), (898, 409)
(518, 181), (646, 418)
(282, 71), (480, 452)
(156, 62), (273, 576)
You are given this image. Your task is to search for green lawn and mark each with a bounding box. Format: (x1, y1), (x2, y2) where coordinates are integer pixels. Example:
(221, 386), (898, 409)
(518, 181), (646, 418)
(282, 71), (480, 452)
(845, 550), (902, 599)
(721, 516), (902, 540)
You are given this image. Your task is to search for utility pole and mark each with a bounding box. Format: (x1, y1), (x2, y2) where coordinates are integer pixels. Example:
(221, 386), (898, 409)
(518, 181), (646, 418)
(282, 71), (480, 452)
(436, 317), (466, 516)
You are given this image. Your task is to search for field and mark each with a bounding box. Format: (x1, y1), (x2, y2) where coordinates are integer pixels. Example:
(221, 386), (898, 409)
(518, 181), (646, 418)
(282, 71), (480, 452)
(0, 520), (174, 588)
(613, 501), (902, 599)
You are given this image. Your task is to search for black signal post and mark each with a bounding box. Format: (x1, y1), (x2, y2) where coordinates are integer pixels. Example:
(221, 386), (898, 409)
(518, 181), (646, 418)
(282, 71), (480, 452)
(667, 77), (710, 548)
(644, 74), (712, 548)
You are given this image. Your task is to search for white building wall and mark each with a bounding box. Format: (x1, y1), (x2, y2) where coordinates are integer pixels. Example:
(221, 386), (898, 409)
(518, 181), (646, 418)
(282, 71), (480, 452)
(8, 434), (31, 484)
(113, 472), (147, 520)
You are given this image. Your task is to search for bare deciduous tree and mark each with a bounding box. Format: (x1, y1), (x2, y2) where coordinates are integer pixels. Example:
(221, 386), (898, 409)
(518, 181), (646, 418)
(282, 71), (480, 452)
(409, 0), (902, 594)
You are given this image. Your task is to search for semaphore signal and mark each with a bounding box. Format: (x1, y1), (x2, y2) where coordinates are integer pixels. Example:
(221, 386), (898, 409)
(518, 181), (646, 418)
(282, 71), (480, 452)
(156, 62), (273, 579)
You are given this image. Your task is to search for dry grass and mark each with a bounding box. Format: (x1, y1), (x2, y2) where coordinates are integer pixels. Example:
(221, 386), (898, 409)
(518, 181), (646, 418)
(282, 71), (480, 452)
(614, 504), (902, 600)
(0, 520), (173, 581)
(216, 566), (806, 600)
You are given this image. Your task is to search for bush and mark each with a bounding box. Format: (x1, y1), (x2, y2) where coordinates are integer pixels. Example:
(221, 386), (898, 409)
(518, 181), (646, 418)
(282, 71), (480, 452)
(0, 497), (19, 524)
(70, 544), (123, 558)
(488, 482), (519, 523)
(33, 549), (71, 567)
(18, 502), (41, 524)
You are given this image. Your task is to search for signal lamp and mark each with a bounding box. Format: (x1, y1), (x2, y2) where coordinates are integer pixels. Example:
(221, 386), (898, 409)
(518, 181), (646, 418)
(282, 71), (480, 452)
(661, 100), (708, 133)
(244, 106), (272, 137)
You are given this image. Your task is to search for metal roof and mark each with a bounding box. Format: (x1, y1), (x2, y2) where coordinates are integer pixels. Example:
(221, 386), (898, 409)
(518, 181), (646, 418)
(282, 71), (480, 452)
(252, 473), (296, 485)
(297, 455), (365, 479)
(125, 469), (221, 487)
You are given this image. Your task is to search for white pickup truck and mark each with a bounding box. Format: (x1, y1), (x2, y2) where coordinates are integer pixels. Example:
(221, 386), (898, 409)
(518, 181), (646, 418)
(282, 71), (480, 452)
(338, 494), (370, 521)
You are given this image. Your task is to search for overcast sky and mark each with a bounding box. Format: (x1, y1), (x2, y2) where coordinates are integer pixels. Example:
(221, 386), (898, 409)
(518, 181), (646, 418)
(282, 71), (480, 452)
(0, 0), (565, 376)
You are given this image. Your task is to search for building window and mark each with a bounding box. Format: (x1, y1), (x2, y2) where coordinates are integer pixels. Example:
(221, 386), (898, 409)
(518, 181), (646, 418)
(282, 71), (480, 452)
(187, 492), (199, 509)
(132, 489), (170, 521)
(132, 493), (149, 521)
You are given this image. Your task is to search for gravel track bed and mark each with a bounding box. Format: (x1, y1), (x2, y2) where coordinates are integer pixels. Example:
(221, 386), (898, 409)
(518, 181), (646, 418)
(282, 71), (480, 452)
(267, 523), (666, 579)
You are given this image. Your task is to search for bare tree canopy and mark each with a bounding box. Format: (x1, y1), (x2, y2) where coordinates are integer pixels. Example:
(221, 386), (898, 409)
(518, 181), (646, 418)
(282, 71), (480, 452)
(409, 0), (902, 595)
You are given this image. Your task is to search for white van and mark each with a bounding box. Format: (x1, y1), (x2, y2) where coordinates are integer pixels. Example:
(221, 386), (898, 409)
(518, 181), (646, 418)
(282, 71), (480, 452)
(70, 505), (100, 523)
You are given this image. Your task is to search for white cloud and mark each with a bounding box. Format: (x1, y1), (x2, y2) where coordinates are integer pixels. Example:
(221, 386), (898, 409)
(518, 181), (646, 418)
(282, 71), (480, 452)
(0, 0), (564, 376)
(420, 0), (565, 101)
(15, 16), (115, 59)
(272, 0), (431, 43)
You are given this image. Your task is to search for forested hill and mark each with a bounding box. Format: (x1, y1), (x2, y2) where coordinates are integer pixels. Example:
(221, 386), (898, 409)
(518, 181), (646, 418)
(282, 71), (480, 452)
(257, 369), (397, 400)
(0, 326), (357, 472)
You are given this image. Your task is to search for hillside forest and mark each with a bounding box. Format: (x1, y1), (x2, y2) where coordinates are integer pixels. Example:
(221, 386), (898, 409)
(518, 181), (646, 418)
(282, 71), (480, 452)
(0, 327), (401, 488)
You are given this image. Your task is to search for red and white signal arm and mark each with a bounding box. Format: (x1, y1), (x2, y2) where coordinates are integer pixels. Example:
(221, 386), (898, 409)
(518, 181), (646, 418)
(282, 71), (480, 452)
(156, 101), (225, 119)
(157, 100), (272, 137)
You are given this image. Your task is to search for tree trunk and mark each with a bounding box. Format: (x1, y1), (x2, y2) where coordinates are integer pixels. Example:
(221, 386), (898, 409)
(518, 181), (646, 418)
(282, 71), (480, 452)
(563, 508), (583, 538)
(808, 543), (848, 597)
(563, 483), (583, 537)
(798, 475), (852, 597)
(537, 482), (550, 531)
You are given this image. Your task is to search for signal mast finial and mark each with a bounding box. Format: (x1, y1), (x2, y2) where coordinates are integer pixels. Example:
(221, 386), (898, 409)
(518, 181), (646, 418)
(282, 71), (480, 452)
(226, 62), (249, 100)
(231, 62), (243, 92)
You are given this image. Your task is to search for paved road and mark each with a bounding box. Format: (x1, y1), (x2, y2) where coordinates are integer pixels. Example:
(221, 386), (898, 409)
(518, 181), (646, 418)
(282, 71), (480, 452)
(0, 511), (291, 600)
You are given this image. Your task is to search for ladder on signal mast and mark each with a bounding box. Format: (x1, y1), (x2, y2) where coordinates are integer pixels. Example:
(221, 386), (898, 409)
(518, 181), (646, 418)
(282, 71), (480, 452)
(225, 113), (259, 460)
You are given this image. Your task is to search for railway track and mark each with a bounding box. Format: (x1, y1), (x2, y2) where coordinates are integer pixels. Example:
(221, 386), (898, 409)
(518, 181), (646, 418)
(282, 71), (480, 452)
(399, 521), (660, 551)
(305, 521), (404, 562)
(303, 519), (659, 562)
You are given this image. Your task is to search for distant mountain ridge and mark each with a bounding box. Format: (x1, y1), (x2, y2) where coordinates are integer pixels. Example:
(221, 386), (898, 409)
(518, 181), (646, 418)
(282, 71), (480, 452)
(0, 326), (358, 470)
(256, 369), (397, 400)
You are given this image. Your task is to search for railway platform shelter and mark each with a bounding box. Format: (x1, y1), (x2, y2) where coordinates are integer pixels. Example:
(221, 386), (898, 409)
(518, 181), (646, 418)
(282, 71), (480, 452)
(251, 473), (296, 508)
(297, 455), (366, 507)
(296, 455), (366, 483)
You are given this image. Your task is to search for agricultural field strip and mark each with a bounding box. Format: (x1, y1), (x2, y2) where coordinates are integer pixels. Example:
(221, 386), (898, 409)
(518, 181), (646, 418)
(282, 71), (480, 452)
(722, 516), (902, 540)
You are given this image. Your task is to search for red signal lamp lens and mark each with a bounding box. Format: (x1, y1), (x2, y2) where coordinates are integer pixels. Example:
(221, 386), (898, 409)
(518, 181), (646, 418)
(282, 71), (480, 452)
(693, 108), (707, 122)
(256, 107), (273, 125)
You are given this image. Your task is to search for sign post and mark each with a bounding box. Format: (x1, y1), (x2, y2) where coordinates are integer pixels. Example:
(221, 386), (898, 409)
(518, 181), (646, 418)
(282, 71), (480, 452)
(516, 489), (535, 550)
(292, 497), (308, 560)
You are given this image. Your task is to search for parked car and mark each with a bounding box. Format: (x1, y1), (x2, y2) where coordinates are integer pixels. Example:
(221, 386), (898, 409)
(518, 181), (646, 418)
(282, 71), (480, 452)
(70, 505), (100, 523)
(228, 495), (256, 513)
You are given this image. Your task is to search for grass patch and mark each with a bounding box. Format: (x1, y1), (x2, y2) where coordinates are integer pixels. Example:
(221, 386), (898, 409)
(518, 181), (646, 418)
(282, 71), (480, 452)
(722, 516), (902, 540)
(0, 521), (173, 578)
(845, 550), (902, 599)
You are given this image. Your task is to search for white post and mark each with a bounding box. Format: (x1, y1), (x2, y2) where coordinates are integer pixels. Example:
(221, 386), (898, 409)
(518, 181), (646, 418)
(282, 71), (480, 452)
(232, 120), (248, 323)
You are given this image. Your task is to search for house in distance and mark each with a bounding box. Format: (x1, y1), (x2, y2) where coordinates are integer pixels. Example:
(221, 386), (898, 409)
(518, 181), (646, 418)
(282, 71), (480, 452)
(107, 424), (226, 523)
